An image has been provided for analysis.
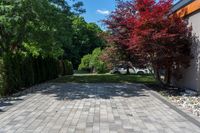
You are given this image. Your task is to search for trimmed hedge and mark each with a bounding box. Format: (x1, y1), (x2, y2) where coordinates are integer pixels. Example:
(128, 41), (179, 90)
(0, 54), (73, 96)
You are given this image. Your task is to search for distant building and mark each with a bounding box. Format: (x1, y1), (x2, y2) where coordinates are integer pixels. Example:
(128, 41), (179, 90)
(172, 0), (200, 92)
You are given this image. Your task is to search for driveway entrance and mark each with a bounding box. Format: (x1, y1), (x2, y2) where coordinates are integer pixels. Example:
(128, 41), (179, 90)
(0, 83), (199, 133)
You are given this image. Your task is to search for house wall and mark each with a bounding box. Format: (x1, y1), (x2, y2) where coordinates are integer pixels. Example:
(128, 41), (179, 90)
(175, 11), (200, 92)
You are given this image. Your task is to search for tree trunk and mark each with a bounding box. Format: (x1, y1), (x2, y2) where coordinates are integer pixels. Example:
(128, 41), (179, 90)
(165, 66), (171, 85)
(154, 66), (165, 86)
(126, 64), (130, 75)
(155, 68), (160, 81)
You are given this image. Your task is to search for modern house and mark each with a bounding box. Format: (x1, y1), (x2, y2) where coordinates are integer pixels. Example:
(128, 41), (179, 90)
(172, 0), (200, 92)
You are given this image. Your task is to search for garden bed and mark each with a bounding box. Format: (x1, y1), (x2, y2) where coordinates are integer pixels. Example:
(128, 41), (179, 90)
(148, 84), (200, 117)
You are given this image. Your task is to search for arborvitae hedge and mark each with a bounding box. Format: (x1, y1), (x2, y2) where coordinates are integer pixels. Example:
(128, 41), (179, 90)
(0, 54), (73, 96)
(0, 58), (5, 96)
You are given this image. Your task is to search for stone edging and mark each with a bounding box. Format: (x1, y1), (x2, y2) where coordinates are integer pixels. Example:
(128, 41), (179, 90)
(147, 87), (200, 128)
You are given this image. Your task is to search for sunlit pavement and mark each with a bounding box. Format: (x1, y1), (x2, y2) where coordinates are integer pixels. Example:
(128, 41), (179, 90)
(0, 83), (200, 133)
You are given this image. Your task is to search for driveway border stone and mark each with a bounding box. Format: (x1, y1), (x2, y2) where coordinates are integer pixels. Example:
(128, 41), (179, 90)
(148, 87), (200, 128)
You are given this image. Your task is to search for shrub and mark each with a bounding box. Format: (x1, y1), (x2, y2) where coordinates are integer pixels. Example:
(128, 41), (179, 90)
(59, 60), (65, 76)
(78, 54), (92, 72)
(78, 48), (108, 74)
(65, 60), (74, 75)
(62, 60), (73, 75)
(95, 62), (108, 74)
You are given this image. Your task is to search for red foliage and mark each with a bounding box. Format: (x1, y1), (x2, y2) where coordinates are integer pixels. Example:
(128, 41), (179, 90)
(104, 0), (192, 84)
(100, 44), (121, 69)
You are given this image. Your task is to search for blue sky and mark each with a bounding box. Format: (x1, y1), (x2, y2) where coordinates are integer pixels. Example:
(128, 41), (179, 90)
(78, 0), (180, 29)
(79, 0), (116, 29)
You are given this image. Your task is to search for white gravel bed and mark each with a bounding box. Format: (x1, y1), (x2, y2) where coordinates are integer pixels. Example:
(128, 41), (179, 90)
(168, 90), (200, 117)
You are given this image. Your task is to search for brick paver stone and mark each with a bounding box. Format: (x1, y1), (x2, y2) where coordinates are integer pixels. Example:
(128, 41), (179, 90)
(0, 83), (200, 133)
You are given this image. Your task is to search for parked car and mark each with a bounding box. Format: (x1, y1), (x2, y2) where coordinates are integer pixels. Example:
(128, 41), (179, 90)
(134, 68), (151, 74)
(110, 67), (151, 75)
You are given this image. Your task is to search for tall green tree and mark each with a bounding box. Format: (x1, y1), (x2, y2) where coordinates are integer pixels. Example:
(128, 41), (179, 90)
(0, 0), (105, 69)
(0, 0), (73, 58)
(65, 16), (106, 68)
(0, 0), (36, 53)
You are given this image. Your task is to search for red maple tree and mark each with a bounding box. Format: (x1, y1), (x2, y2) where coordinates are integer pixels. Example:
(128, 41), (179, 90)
(104, 0), (192, 85)
(103, 1), (145, 72)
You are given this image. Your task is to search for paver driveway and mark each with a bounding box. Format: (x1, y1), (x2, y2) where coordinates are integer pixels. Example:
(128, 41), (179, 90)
(0, 83), (200, 133)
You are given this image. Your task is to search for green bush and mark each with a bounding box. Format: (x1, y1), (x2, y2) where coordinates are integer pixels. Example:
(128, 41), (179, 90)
(65, 60), (73, 75)
(78, 48), (108, 74)
(78, 54), (92, 72)
(95, 62), (108, 74)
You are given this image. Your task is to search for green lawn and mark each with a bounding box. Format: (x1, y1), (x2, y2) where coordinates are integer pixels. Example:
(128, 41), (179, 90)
(51, 74), (157, 84)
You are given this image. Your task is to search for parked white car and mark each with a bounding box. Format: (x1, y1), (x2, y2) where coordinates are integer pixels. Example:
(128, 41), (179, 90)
(134, 68), (151, 74)
(111, 67), (151, 74)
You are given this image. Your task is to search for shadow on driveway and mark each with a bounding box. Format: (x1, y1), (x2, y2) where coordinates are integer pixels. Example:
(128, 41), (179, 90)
(0, 97), (24, 111)
(40, 83), (149, 101)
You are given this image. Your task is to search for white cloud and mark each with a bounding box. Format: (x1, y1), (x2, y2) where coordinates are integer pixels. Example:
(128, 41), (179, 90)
(97, 9), (110, 15)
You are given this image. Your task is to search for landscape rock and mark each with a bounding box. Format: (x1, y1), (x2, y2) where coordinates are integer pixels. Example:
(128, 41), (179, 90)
(168, 94), (200, 117)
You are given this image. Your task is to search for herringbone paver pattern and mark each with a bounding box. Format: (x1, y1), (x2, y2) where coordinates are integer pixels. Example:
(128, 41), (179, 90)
(0, 83), (199, 133)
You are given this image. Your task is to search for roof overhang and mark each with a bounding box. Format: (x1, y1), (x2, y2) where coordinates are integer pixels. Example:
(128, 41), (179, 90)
(172, 0), (200, 17)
